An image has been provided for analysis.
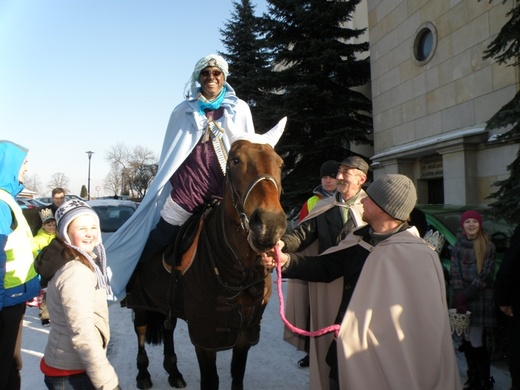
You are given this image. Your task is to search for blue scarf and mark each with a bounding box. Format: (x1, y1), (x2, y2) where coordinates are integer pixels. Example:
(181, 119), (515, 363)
(198, 86), (227, 114)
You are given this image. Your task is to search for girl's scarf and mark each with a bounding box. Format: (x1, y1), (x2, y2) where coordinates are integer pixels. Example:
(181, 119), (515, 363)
(65, 241), (114, 300)
(198, 86), (227, 115)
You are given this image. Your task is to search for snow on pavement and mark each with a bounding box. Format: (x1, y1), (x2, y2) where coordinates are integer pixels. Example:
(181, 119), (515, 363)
(21, 276), (309, 389)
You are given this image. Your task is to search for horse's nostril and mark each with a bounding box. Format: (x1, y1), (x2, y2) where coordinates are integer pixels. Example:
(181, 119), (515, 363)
(248, 209), (286, 241)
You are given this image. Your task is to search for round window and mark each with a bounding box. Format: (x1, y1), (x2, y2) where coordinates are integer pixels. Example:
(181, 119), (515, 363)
(413, 23), (437, 65)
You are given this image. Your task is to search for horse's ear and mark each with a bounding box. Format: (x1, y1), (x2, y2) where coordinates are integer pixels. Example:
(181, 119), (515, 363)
(261, 117), (287, 148)
(227, 116), (287, 147)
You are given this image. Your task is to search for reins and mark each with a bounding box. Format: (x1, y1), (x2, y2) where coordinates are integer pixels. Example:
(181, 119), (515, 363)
(274, 246), (340, 338)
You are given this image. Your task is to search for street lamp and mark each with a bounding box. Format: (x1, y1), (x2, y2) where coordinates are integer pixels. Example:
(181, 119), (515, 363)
(86, 151), (94, 200)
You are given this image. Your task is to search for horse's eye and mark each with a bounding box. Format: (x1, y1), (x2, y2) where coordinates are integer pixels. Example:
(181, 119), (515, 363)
(230, 158), (240, 166)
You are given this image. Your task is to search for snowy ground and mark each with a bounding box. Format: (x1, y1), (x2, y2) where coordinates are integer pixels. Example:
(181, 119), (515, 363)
(20, 274), (512, 389)
(20, 275), (309, 390)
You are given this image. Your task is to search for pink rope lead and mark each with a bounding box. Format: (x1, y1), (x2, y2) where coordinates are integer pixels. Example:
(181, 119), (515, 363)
(274, 245), (340, 338)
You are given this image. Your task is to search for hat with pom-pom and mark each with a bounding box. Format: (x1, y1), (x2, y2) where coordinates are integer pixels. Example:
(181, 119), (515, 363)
(55, 199), (101, 245)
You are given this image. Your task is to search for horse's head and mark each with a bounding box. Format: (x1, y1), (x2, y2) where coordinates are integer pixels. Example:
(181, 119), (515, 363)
(225, 140), (286, 253)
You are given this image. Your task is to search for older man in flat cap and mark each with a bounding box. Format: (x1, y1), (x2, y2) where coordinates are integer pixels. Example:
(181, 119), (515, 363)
(280, 155), (369, 389)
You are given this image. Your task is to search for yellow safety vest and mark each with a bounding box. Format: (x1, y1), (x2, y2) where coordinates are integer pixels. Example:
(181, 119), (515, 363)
(0, 190), (38, 289)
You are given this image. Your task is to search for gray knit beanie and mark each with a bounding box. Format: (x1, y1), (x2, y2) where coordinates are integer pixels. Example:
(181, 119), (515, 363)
(366, 174), (417, 221)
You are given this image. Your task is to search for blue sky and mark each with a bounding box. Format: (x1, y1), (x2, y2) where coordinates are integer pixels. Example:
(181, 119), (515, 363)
(0, 0), (267, 197)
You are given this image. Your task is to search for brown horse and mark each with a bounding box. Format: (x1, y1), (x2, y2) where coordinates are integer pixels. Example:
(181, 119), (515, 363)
(126, 137), (286, 390)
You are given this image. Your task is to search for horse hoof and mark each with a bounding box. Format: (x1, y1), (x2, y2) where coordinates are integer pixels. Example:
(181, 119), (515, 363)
(168, 375), (187, 388)
(136, 378), (153, 389)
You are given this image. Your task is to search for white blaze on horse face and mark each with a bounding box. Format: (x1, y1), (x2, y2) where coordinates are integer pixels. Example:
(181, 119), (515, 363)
(227, 116), (287, 148)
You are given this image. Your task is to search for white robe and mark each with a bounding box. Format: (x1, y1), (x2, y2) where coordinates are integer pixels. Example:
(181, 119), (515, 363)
(105, 84), (254, 300)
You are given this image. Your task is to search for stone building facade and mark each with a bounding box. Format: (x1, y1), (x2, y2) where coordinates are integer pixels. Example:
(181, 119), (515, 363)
(365, 0), (519, 205)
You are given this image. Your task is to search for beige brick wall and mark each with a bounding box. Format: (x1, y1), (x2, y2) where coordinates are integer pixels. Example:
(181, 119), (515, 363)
(369, 0), (517, 149)
(367, 0), (519, 204)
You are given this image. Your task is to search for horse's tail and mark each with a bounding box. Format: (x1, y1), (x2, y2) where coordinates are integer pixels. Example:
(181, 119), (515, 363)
(145, 310), (166, 345)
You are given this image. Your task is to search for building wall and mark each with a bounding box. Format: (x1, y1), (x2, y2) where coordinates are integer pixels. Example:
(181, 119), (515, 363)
(367, 0), (519, 205)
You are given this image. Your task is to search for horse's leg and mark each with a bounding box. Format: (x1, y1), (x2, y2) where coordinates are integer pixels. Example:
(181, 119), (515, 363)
(230, 345), (251, 390)
(134, 309), (153, 389)
(162, 317), (186, 388)
(195, 346), (218, 390)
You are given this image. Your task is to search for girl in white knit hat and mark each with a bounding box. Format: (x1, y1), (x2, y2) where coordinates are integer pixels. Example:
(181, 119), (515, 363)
(35, 200), (120, 390)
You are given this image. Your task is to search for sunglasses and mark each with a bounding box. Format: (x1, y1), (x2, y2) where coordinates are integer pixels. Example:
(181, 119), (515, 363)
(200, 69), (222, 78)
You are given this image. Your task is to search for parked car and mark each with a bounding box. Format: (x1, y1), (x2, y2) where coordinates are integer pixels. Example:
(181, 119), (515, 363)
(36, 194), (85, 206)
(18, 201), (46, 235)
(417, 204), (514, 275)
(86, 199), (137, 241)
(35, 197), (52, 206)
(16, 197), (43, 209)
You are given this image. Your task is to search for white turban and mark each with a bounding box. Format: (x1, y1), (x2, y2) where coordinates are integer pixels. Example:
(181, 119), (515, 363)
(188, 54), (229, 98)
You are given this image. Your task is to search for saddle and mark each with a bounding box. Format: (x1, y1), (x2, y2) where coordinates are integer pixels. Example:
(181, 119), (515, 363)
(164, 198), (220, 326)
(163, 198), (220, 273)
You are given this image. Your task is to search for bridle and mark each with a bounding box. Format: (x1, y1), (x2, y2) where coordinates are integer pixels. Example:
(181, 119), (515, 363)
(228, 172), (281, 233)
(200, 171), (281, 293)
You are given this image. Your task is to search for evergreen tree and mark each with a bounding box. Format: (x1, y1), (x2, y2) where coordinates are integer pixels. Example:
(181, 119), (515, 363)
(219, 0), (271, 127)
(259, 0), (373, 209)
(482, 0), (520, 224)
(80, 185), (88, 199)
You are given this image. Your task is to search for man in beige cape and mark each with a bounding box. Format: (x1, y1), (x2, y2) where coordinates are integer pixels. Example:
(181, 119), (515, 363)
(281, 156), (368, 389)
(263, 174), (461, 390)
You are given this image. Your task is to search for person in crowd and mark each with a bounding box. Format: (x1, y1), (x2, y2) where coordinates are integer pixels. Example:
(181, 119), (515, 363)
(34, 200), (120, 389)
(495, 224), (520, 390)
(0, 140), (41, 390)
(297, 160), (339, 222)
(282, 156), (368, 389)
(262, 174), (461, 390)
(291, 160), (339, 364)
(451, 210), (497, 390)
(104, 54), (261, 300)
(47, 188), (66, 214)
(32, 208), (56, 326)
(410, 207), (449, 296)
(286, 159), (339, 369)
(33, 209), (56, 251)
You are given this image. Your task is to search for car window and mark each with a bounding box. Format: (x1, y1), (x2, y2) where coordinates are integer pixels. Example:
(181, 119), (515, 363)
(91, 205), (135, 232)
(17, 199), (28, 209)
(482, 218), (515, 252)
(429, 212), (462, 236)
